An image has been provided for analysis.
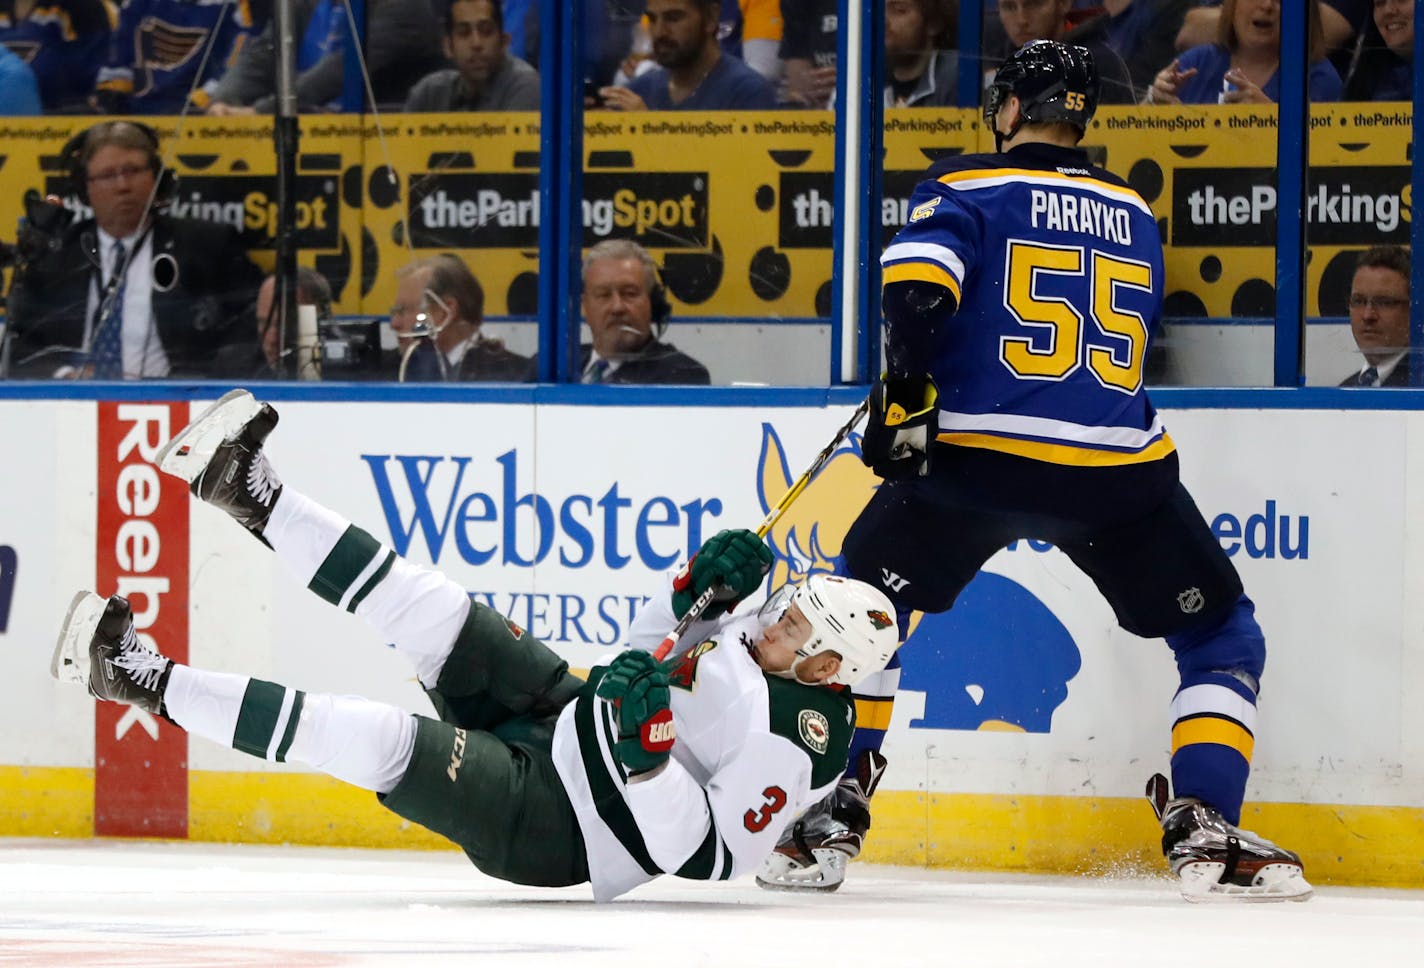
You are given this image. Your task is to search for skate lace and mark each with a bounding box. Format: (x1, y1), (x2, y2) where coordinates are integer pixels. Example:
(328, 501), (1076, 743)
(113, 626), (168, 691)
(247, 453), (280, 506)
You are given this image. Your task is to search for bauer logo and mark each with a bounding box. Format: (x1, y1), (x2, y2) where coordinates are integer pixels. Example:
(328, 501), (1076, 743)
(1172, 166), (1410, 247)
(408, 172), (709, 249)
(755, 420), (1080, 734)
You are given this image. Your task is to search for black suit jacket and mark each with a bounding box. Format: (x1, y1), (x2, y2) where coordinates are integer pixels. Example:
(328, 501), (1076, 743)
(578, 340), (711, 385)
(397, 336), (537, 383)
(6, 214), (262, 378)
(1338, 360), (1413, 387)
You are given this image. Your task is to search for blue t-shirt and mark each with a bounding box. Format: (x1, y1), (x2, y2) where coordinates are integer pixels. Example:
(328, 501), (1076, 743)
(0, 42), (40, 114)
(627, 52), (776, 110)
(1175, 44), (1343, 103)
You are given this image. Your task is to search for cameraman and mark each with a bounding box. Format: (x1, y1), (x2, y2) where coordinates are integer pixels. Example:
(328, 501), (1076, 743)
(213, 268), (333, 381)
(5, 121), (262, 380)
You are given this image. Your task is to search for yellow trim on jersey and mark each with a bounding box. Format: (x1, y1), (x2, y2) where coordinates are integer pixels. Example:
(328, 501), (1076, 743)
(882, 261), (962, 302)
(936, 166), (1151, 213)
(938, 430), (1177, 467)
(1172, 717), (1256, 761)
(854, 697), (896, 731)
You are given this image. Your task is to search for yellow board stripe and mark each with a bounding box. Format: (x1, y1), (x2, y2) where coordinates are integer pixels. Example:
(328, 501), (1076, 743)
(5, 768), (1423, 887)
(853, 698), (896, 731)
(937, 430), (1177, 467)
(1172, 716), (1256, 761)
(882, 261), (963, 303)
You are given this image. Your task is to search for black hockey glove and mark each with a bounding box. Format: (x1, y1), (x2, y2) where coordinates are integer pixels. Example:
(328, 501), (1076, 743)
(861, 375), (939, 480)
(671, 528), (774, 621)
(596, 651), (675, 775)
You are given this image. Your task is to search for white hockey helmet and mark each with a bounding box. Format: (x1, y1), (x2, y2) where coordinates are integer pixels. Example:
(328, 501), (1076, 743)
(783, 574), (899, 687)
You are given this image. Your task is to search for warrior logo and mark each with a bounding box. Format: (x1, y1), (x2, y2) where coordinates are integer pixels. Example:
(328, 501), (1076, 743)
(1177, 587), (1205, 614)
(797, 709), (830, 754)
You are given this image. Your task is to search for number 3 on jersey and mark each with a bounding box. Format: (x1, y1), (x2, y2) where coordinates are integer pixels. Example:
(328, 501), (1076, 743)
(743, 785), (788, 832)
(1000, 239), (1152, 393)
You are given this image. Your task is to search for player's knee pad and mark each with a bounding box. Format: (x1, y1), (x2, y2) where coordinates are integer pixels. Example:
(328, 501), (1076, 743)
(1166, 594), (1266, 687)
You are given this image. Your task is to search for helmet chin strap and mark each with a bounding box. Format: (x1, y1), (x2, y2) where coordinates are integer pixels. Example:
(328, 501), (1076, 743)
(768, 653), (818, 685)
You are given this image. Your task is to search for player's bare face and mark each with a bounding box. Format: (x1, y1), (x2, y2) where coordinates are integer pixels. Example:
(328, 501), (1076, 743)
(582, 257), (654, 357)
(647, 0), (709, 71)
(1232, 0), (1279, 52)
(752, 603), (814, 675)
(446, 0), (506, 87)
(85, 144), (156, 239)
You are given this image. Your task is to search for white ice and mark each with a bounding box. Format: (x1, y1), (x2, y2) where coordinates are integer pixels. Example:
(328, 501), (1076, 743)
(1, 840), (1419, 967)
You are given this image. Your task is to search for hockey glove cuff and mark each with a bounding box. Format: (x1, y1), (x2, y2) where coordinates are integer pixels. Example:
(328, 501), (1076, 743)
(861, 375), (939, 480)
(671, 528), (774, 620)
(596, 651), (675, 775)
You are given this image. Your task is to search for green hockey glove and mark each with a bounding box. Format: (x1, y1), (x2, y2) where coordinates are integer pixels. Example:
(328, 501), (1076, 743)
(861, 374), (939, 480)
(596, 650), (675, 775)
(671, 528), (774, 620)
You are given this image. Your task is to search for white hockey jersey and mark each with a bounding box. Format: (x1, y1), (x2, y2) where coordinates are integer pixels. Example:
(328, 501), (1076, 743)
(551, 590), (856, 901)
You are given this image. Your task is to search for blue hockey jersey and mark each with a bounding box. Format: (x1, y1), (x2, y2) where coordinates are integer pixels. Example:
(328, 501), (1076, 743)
(0, 0), (116, 110)
(95, 0), (257, 114)
(880, 142), (1173, 468)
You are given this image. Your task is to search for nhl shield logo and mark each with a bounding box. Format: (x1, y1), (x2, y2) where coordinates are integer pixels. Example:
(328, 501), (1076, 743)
(1177, 587), (1205, 614)
(798, 709), (830, 754)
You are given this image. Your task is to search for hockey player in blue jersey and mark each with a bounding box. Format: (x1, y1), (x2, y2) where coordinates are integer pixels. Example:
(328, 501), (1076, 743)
(757, 40), (1311, 902)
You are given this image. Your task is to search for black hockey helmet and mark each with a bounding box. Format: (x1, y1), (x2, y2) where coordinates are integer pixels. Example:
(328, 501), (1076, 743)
(985, 40), (1099, 146)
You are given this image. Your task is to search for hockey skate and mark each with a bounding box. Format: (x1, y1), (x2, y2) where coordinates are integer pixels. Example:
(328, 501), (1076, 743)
(1146, 773), (1313, 902)
(756, 750), (886, 893)
(51, 592), (173, 716)
(154, 388), (282, 537)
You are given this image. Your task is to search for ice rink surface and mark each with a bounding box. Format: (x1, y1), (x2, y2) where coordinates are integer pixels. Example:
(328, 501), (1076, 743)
(1, 839), (1419, 967)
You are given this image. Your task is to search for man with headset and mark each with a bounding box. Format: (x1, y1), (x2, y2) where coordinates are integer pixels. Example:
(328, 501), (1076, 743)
(579, 239), (710, 385)
(5, 120), (261, 380)
(390, 254), (535, 383)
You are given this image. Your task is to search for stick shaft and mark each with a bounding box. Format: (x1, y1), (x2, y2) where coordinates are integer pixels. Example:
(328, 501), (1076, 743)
(653, 399), (870, 661)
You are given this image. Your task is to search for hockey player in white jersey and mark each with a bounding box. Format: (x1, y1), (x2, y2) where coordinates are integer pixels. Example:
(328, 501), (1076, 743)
(52, 390), (898, 901)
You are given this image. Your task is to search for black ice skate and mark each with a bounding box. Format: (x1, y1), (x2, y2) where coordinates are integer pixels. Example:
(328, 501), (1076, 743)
(756, 750), (886, 893)
(51, 592), (173, 717)
(1146, 773), (1312, 902)
(155, 389), (282, 537)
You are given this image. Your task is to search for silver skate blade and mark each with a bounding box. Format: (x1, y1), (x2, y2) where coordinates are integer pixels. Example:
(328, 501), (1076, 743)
(51, 591), (105, 686)
(154, 389), (261, 483)
(1177, 861), (1315, 903)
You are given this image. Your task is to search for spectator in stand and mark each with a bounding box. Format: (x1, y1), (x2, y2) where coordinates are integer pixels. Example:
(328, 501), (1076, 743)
(1338, 246), (1413, 388)
(207, 0), (444, 114)
(1177, 0), (1370, 75)
(0, 0), (115, 112)
(93, 0), (257, 114)
(718, 0), (782, 82)
(405, 0), (539, 111)
(1146, 0), (1342, 104)
(779, 0), (836, 108)
(1342, 0), (1412, 101)
(990, 0), (1137, 103)
(1065, 0), (1193, 101)
(596, 0), (774, 110)
(579, 240), (710, 384)
(885, 0), (959, 107)
(0, 36), (40, 113)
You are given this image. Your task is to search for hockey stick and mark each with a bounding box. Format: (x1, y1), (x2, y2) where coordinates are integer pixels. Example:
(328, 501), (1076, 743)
(653, 397), (871, 661)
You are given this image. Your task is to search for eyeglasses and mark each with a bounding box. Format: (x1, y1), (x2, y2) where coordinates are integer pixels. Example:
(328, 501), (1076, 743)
(1348, 294), (1409, 311)
(87, 164), (152, 186)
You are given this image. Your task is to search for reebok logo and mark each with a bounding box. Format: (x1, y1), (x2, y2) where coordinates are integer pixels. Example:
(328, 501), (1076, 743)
(881, 569), (910, 592)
